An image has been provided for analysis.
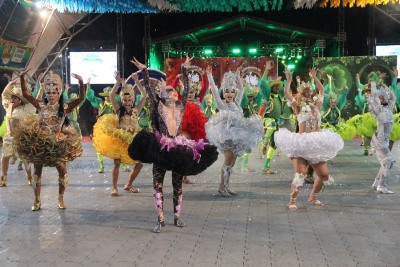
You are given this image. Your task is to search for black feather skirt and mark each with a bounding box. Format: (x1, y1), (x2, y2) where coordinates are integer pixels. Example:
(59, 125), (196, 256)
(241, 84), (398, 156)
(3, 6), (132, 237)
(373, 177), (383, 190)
(128, 130), (218, 176)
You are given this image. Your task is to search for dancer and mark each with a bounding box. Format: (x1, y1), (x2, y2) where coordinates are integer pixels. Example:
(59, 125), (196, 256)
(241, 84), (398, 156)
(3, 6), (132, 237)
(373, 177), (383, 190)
(14, 70), (85, 211)
(63, 83), (85, 137)
(258, 62), (285, 174)
(93, 71), (146, 196)
(128, 57), (218, 233)
(369, 81), (396, 193)
(0, 79), (36, 187)
(205, 65), (264, 196)
(275, 68), (343, 210)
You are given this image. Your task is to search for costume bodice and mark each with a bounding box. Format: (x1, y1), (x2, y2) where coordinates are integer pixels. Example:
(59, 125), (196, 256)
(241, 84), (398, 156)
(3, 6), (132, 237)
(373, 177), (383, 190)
(38, 103), (65, 133)
(119, 110), (139, 134)
(158, 102), (184, 137)
(297, 103), (321, 132)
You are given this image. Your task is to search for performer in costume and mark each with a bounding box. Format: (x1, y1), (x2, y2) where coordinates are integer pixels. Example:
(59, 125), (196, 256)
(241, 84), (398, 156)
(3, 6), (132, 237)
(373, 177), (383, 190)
(321, 90), (356, 141)
(258, 71), (284, 174)
(172, 69), (209, 184)
(275, 69), (343, 210)
(369, 81), (396, 194)
(239, 87), (261, 172)
(205, 65), (264, 197)
(128, 57), (218, 233)
(63, 82), (85, 137)
(14, 70), (85, 211)
(138, 97), (152, 131)
(0, 79), (36, 187)
(86, 85), (113, 173)
(93, 71), (146, 196)
(201, 92), (217, 119)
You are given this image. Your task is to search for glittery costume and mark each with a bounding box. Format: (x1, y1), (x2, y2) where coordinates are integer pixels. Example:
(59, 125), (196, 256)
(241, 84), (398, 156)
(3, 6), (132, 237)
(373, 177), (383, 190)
(129, 66), (218, 176)
(369, 82), (396, 193)
(13, 88), (83, 167)
(275, 94), (344, 164)
(12, 72), (85, 211)
(0, 83), (36, 186)
(205, 72), (264, 156)
(128, 65), (218, 232)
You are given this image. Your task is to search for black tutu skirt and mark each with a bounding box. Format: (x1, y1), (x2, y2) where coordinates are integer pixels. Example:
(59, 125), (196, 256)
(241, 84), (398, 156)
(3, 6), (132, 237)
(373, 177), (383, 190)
(128, 130), (218, 176)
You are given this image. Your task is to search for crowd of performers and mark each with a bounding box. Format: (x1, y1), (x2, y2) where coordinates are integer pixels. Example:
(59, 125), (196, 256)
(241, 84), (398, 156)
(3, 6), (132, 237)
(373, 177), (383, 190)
(0, 58), (399, 232)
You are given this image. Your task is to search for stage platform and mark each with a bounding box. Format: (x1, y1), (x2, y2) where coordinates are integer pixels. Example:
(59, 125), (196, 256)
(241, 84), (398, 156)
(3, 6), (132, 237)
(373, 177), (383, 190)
(0, 139), (399, 266)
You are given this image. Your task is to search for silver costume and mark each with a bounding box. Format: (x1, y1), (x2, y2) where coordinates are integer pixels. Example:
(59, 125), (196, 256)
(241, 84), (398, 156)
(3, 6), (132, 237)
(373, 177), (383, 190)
(368, 82), (396, 194)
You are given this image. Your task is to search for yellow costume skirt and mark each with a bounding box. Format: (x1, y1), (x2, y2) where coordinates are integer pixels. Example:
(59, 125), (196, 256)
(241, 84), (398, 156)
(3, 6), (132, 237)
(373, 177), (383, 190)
(12, 115), (82, 167)
(93, 114), (138, 164)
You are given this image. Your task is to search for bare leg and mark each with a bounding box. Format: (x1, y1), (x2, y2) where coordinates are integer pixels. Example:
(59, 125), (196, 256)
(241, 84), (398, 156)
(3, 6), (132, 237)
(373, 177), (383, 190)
(308, 162), (330, 206)
(124, 162), (143, 193)
(56, 164), (68, 209)
(111, 159), (121, 196)
(0, 156), (10, 186)
(288, 157), (308, 210)
(31, 164), (43, 211)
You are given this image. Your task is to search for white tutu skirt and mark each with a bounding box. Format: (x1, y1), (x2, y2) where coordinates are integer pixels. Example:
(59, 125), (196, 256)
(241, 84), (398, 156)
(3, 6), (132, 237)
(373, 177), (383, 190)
(205, 110), (264, 156)
(275, 128), (344, 164)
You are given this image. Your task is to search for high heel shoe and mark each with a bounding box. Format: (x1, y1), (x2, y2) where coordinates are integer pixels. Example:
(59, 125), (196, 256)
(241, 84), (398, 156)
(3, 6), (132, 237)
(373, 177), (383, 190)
(174, 218), (186, 227)
(153, 221), (165, 233)
(57, 195), (66, 209)
(308, 193), (324, 206)
(32, 196), (41, 211)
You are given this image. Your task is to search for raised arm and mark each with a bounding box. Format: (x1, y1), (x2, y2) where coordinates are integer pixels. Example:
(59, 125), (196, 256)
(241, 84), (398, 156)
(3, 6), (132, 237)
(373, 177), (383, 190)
(131, 71), (147, 112)
(180, 56), (193, 106)
(110, 72), (122, 113)
(20, 71), (40, 109)
(65, 74), (85, 113)
(130, 57), (158, 107)
(283, 69), (296, 109)
(206, 65), (225, 109)
(235, 67), (244, 104)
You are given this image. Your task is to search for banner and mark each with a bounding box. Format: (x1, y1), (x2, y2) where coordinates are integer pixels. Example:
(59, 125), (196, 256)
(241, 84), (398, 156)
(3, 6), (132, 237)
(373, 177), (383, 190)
(313, 56), (398, 118)
(165, 57), (278, 89)
(0, 40), (33, 70)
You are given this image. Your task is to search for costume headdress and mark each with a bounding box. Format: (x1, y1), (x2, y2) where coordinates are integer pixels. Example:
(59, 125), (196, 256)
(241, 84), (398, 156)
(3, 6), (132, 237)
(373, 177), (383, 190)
(69, 93), (78, 101)
(43, 70), (63, 94)
(99, 86), (112, 97)
(220, 71), (238, 93)
(10, 86), (29, 104)
(155, 79), (174, 99)
(298, 81), (311, 94)
(376, 86), (392, 102)
(328, 92), (337, 103)
(268, 80), (283, 90)
(119, 84), (135, 101)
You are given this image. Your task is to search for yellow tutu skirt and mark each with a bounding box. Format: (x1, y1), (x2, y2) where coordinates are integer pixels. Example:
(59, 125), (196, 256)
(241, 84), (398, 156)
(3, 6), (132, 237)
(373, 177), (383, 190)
(12, 115), (82, 167)
(93, 114), (138, 164)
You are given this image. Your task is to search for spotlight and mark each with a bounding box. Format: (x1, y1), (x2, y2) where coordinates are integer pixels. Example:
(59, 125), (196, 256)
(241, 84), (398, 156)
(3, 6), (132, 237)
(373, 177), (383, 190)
(232, 48), (241, 54)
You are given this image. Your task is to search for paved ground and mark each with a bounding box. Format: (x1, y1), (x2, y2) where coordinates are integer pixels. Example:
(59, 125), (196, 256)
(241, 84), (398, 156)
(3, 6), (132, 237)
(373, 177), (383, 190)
(0, 139), (399, 267)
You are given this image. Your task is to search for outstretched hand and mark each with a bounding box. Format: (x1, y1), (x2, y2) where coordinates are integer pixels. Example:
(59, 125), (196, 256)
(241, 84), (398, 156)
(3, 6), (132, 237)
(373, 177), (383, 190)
(206, 65), (212, 75)
(71, 73), (83, 82)
(184, 56), (193, 67)
(130, 57), (146, 70)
